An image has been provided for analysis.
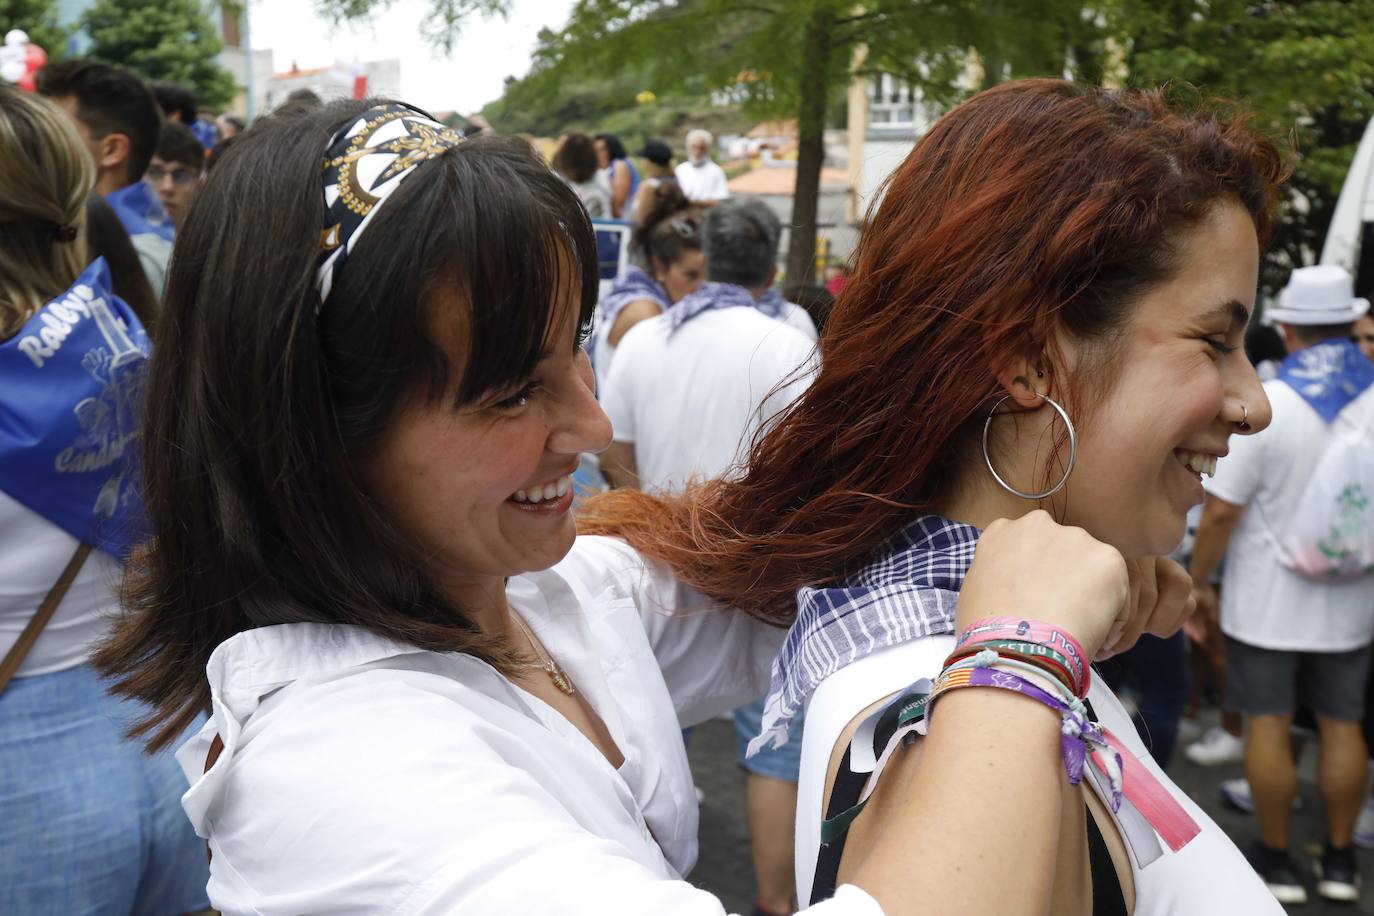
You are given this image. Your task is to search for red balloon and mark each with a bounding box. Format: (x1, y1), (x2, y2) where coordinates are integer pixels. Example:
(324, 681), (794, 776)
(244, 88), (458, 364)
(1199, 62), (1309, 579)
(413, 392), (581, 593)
(19, 43), (46, 93)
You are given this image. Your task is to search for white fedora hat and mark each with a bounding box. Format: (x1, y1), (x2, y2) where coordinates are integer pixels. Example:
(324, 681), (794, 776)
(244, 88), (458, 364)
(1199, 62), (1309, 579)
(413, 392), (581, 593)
(1268, 265), (1370, 325)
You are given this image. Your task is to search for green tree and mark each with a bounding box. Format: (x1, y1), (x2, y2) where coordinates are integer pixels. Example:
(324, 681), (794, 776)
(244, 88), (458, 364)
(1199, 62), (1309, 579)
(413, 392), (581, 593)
(316, 0), (507, 53)
(0, 0), (70, 59)
(533, 0), (984, 283)
(317, 0), (1374, 288)
(1109, 0), (1374, 292)
(84, 0), (236, 109)
(319, 0), (964, 281)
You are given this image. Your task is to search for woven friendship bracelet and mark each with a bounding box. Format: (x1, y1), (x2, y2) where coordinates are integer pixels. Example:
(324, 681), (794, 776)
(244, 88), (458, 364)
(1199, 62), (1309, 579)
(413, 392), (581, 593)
(956, 617), (1091, 696)
(943, 639), (1079, 696)
(941, 649), (1082, 706)
(928, 665), (1109, 789)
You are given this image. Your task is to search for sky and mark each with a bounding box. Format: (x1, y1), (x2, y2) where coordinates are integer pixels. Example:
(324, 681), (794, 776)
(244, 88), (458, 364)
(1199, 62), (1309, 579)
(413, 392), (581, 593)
(249, 0), (576, 114)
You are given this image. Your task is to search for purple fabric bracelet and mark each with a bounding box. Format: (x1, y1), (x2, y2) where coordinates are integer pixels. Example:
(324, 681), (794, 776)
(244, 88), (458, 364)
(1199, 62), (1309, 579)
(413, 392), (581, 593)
(929, 665), (1108, 788)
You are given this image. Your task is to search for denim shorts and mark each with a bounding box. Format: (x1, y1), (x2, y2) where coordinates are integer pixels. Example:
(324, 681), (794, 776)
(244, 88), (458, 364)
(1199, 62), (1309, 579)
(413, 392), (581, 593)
(734, 697), (805, 782)
(0, 663), (210, 915)
(1224, 636), (1373, 722)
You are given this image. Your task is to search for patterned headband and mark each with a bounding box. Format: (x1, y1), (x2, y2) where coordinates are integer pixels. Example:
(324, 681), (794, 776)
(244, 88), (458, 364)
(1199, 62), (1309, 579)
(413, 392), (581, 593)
(316, 102), (465, 306)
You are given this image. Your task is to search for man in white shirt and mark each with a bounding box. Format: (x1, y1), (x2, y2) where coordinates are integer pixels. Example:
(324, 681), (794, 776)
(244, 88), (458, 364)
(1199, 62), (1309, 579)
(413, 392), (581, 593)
(1189, 265), (1374, 905)
(600, 198), (814, 916)
(673, 129), (730, 205)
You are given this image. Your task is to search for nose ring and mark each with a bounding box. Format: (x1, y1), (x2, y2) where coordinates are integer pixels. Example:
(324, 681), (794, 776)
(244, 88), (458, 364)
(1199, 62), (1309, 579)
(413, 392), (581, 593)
(1237, 403), (1251, 431)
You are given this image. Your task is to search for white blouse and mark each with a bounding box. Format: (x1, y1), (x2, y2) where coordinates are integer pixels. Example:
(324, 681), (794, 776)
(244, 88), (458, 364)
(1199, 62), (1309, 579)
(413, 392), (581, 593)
(797, 637), (1284, 915)
(177, 535), (883, 915)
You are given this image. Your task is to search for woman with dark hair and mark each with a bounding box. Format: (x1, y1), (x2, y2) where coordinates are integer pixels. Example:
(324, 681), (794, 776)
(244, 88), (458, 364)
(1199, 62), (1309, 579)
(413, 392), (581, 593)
(553, 130), (612, 218)
(596, 131), (640, 219)
(95, 97), (1154, 915)
(85, 192), (159, 332)
(581, 80), (1290, 912)
(590, 180), (704, 391)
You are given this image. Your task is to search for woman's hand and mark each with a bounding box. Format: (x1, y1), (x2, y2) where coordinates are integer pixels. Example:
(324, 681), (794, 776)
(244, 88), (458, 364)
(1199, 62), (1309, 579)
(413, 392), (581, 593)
(1095, 556), (1196, 660)
(957, 510), (1128, 659)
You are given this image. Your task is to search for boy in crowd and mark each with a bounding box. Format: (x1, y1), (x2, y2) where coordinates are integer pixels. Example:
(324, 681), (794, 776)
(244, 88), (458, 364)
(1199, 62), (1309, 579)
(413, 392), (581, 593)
(37, 61), (171, 294)
(146, 122), (204, 233)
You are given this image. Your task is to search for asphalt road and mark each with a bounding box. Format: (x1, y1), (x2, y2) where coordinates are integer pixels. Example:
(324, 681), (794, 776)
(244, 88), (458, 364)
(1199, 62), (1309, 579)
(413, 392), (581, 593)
(684, 713), (1372, 913)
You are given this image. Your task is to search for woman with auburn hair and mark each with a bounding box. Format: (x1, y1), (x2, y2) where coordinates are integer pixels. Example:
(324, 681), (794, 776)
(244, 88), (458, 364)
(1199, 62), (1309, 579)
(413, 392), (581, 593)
(96, 96), (1160, 915)
(582, 79), (1289, 912)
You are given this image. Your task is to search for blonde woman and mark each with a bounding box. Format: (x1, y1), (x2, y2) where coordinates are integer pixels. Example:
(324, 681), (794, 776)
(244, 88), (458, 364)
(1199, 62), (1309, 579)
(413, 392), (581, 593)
(0, 86), (209, 914)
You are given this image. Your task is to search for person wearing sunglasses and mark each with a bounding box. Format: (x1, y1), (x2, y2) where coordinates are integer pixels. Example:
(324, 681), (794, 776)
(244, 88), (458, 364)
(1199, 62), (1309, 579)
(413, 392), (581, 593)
(145, 121), (204, 234)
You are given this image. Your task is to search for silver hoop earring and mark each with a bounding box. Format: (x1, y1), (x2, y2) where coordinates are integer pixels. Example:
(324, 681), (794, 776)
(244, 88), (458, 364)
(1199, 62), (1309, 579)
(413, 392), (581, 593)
(981, 393), (1078, 500)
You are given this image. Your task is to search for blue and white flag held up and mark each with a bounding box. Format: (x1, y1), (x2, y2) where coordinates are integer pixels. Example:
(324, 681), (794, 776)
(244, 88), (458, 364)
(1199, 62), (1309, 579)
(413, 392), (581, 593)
(0, 259), (151, 559)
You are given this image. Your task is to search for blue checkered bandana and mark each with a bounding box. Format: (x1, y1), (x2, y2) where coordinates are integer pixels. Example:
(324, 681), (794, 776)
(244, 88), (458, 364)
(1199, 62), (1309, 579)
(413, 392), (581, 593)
(750, 514), (981, 755)
(667, 281), (758, 330)
(316, 103), (465, 306)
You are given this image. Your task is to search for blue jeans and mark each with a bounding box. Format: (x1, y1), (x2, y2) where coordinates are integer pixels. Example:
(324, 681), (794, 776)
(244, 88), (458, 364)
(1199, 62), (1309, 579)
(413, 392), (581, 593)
(0, 663), (210, 915)
(734, 698), (804, 782)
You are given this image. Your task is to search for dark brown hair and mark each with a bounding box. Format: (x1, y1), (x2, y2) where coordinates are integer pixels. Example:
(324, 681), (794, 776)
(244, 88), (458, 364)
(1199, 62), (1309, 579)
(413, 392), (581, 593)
(154, 121), (205, 172)
(93, 99), (599, 751)
(552, 131), (599, 184)
(37, 60), (162, 185)
(580, 80), (1287, 624)
(84, 192), (158, 333)
(632, 179), (701, 269)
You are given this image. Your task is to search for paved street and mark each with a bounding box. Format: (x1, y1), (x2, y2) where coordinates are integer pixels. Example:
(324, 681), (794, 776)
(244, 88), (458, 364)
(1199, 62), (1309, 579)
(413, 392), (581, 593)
(685, 714), (1373, 913)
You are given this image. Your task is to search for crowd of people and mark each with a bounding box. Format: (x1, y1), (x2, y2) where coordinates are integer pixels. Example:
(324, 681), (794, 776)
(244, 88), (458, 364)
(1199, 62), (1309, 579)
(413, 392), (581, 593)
(3, 52), (1374, 916)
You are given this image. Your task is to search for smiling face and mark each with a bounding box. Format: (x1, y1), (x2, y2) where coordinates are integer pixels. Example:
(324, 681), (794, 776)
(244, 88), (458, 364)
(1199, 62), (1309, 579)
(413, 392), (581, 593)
(361, 283), (612, 600)
(1053, 201), (1271, 556)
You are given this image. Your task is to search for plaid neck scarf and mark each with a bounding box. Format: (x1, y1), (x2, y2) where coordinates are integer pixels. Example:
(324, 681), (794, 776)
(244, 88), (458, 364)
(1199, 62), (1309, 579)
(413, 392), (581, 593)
(667, 281), (758, 331)
(750, 515), (980, 754)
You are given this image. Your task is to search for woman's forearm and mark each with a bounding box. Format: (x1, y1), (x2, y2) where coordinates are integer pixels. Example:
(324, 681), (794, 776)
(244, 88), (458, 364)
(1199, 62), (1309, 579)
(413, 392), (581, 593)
(849, 686), (1066, 916)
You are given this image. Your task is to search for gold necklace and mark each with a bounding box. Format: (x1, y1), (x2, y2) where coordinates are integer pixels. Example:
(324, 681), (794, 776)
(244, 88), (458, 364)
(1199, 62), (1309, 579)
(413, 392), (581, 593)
(511, 613), (576, 695)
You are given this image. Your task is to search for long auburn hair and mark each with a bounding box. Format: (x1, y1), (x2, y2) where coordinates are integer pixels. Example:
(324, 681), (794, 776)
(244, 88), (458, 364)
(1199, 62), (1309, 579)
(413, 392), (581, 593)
(579, 79), (1287, 625)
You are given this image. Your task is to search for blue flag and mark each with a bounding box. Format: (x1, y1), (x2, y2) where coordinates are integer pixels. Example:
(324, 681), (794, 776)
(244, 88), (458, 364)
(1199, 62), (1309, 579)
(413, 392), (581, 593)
(0, 259), (151, 559)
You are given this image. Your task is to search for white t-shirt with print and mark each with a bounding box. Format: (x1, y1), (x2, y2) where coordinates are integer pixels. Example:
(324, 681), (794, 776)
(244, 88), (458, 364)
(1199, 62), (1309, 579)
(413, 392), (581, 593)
(601, 306), (816, 494)
(570, 173), (613, 219)
(1205, 378), (1374, 652)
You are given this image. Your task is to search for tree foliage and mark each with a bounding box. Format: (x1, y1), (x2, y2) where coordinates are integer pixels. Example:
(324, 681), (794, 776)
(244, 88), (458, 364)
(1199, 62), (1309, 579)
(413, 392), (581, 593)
(314, 0), (508, 53)
(1111, 0), (1374, 288)
(0, 0), (70, 57)
(324, 0), (1374, 289)
(83, 0), (236, 109)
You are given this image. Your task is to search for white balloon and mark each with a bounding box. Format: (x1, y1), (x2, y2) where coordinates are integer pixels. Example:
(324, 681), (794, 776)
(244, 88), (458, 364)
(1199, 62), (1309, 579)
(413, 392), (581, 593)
(0, 60), (25, 83)
(4, 30), (28, 47)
